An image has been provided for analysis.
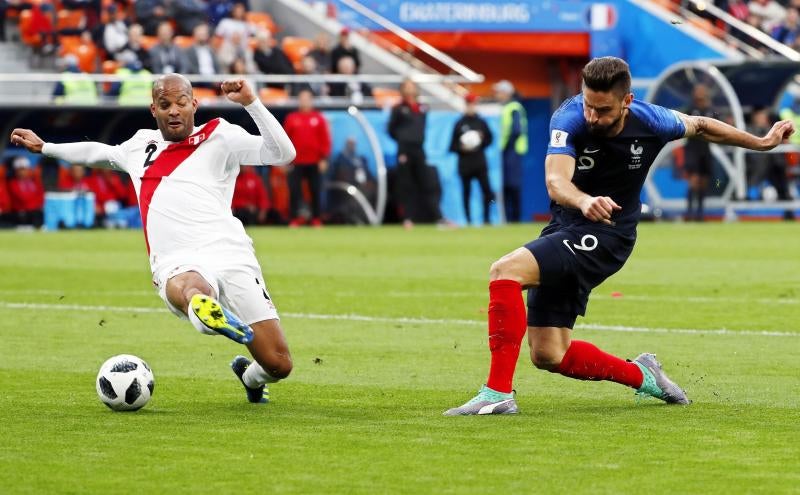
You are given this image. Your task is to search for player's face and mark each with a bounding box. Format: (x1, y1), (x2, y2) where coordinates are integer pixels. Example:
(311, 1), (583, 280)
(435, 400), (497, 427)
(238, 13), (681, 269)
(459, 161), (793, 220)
(583, 87), (632, 137)
(151, 83), (198, 142)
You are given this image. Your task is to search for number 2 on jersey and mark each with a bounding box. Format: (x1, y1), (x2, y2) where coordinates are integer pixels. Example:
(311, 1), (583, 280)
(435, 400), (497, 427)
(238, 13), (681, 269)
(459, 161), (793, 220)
(143, 143), (157, 168)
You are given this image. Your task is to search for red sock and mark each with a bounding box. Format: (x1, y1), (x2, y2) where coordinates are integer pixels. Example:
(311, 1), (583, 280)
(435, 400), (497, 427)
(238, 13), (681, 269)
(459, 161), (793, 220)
(485, 280), (527, 393)
(555, 340), (643, 388)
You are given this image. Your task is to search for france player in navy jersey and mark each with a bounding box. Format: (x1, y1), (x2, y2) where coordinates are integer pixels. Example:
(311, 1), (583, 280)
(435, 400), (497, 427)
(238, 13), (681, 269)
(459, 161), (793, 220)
(445, 57), (794, 415)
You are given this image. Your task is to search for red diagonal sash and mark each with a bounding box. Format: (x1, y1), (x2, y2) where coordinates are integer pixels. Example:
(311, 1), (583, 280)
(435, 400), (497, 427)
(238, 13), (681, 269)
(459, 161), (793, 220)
(138, 118), (221, 253)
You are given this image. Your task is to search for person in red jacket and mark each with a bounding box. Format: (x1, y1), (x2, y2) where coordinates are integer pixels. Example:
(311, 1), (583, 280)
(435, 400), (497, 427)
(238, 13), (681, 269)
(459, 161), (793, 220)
(0, 172), (11, 226)
(232, 165), (270, 225)
(90, 168), (128, 223)
(59, 163), (92, 192)
(283, 88), (331, 227)
(8, 156), (44, 227)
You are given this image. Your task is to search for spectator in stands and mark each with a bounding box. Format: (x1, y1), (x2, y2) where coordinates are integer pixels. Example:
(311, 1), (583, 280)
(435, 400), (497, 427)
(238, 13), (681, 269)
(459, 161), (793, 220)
(207, 0), (236, 27)
(748, 0), (786, 32)
(747, 108), (794, 219)
(61, 0), (100, 31)
(24, 2), (57, 55)
(684, 83), (715, 222)
(494, 79), (527, 223)
(149, 21), (185, 74)
(388, 79), (447, 228)
(135, 0), (169, 36)
(284, 88), (331, 227)
(309, 32), (332, 73)
(331, 27), (360, 73)
(449, 93), (494, 225)
(728, 0), (750, 22)
(89, 168), (127, 225)
(111, 52), (153, 105)
(8, 156), (44, 227)
(52, 55), (99, 105)
(772, 8), (800, 45)
(232, 165), (269, 225)
(172, 0), (208, 36)
(102, 4), (129, 58)
(117, 23), (152, 71)
(327, 136), (376, 224)
(229, 57), (257, 92)
(215, 2), (254, 52)
(184, 23), (220, 80)
(59, 164), (91, 192)
(253, 29), (295, 90)
(216, 30), (252, 75)
(293, 54), (328, 97)
(328, 56), (371, 104)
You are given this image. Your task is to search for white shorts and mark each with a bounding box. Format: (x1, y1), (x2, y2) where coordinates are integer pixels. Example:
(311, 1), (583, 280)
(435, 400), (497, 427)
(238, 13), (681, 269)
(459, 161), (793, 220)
(153, 257), (279, 326)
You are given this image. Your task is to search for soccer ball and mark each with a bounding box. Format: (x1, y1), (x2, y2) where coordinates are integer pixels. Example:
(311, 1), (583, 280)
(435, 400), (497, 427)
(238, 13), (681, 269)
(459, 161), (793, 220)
(460, 129), (482, 151)
(96, 354), (154, 411)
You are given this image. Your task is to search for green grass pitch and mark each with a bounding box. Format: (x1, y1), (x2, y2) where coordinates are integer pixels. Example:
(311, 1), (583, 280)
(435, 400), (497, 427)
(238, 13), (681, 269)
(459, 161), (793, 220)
(0, 223), (798, 494)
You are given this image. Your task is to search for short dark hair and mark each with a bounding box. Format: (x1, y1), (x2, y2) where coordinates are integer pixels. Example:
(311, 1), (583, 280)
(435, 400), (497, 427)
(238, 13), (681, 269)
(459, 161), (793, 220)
(582, 57), (631, 96)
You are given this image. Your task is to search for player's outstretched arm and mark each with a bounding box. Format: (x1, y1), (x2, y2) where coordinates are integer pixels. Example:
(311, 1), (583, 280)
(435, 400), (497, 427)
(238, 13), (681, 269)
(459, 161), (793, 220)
(677, 112), (795, 151)
(10, 128), (121, 169)
(221, 79), (296, 166)
(545, 153), (620, 225)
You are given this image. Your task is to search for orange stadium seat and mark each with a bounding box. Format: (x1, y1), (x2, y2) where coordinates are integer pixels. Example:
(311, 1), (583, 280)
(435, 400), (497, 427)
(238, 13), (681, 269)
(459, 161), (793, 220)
(139, 36), (159, 51)
(281, 36), (314, 66)
(173, 36), (195, 49)
(245, 11), (277, 34)
(193, 87), (219, 103)
(56, 9), (86, 33)
(61, 42), (99, 73)
(259, 87), (289, 103)
(372, 87), (401, 107)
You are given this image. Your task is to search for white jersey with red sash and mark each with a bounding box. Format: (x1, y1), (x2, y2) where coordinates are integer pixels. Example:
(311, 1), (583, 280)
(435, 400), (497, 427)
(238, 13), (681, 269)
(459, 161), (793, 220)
(98, 117), (264, 274)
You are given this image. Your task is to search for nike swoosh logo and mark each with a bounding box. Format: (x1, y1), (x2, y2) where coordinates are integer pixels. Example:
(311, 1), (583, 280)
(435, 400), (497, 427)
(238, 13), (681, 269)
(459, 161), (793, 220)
(478, 399), (515, 415)
(562, 239), (576, 255)
(583, 148), (600, 154)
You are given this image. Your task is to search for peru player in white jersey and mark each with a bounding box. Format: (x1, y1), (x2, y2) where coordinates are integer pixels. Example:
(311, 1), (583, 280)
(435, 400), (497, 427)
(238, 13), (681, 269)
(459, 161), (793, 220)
(10, 74), (297, 404)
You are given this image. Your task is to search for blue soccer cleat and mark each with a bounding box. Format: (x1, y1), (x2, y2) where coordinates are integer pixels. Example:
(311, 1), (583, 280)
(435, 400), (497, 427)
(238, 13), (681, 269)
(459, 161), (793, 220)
(190, 294), (254, 344)
(230, 355), (268, 404)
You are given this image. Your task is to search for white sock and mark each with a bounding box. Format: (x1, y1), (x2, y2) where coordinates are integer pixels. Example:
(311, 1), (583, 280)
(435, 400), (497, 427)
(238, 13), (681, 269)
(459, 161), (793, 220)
(187, 306), (218, 336)
(243, 361), (280, 388)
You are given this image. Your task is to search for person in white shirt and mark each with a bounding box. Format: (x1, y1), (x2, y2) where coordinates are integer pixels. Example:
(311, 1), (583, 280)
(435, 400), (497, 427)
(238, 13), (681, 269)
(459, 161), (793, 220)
(10, 74), (297, 405)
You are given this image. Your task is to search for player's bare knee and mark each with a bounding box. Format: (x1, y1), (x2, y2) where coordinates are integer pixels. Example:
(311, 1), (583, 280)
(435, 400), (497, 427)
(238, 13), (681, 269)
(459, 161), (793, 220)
(530, 348), (563, 371)
(264, 354), (292, 379)
(489, 256), (519, 282)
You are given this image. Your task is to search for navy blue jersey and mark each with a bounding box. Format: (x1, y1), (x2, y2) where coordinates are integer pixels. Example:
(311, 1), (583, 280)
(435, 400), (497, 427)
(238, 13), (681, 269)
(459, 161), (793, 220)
(546, 95), (685, 233)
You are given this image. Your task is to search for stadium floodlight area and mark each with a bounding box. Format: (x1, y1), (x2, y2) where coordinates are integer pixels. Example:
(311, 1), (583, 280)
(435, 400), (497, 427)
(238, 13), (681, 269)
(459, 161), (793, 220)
(646, 59), (800, 219)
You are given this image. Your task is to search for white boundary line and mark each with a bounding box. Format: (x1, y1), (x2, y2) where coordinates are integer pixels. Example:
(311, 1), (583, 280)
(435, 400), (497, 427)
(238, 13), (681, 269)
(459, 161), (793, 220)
(0, 289), (796, 305)
(0, 301), (796, 338)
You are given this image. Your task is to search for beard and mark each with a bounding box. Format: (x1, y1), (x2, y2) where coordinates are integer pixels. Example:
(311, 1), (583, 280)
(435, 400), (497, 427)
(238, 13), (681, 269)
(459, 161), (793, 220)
(587, 112), (625, 136)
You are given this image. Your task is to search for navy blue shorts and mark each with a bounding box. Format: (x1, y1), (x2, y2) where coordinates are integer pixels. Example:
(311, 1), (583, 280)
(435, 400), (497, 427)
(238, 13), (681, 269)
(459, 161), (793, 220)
(524, 222), (635, 328)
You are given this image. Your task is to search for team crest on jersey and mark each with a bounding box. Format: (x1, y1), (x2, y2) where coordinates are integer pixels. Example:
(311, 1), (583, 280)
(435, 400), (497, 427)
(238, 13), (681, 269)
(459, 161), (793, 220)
(188, 133), (206, 146)
(629, 141), (644, 169)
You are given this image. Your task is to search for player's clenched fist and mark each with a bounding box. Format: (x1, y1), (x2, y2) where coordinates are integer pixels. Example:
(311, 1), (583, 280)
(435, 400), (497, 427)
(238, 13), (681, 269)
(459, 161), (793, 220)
(580, 195), (621, 225)
(221, 79), (257, 106)
(9, 128), (44, 153)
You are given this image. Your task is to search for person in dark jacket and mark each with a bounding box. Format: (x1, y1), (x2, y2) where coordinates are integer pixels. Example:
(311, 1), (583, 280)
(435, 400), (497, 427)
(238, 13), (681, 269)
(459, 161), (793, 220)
(388, 79), (446, 228)
(683, 83), (715, 221)
(331, 27), (360, 73)
(450, 93), (494, 225)
(494, 80), (527, 223)
(253, 30), (295, 90)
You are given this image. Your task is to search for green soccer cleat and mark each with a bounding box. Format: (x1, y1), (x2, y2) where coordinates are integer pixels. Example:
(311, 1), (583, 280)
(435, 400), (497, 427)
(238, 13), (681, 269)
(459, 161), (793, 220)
(634, 353), (691, 405)
(443, 385), (518, 416)
(190, 294), (254, 344)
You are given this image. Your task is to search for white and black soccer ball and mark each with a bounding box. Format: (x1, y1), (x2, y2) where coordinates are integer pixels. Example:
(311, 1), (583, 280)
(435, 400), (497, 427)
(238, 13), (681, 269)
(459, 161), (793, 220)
(460, 129), (482, 151)
(96, 354), (154, 411)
